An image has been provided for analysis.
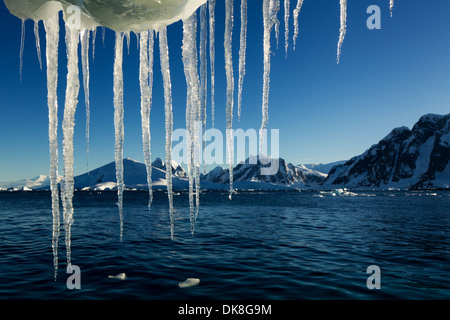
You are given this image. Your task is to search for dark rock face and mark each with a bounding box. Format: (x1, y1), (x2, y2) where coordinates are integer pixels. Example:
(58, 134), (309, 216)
(323, 114), (450, 189)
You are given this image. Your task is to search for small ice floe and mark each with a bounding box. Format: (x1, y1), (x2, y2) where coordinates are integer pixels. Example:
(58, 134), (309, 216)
(178, 278), (200, 288)
(108, 273), (127, 280)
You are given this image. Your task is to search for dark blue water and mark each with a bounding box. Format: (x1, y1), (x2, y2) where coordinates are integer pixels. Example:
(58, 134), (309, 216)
(0, 190), (449, 300)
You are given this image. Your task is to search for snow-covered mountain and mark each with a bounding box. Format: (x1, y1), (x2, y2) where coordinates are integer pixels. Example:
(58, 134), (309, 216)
(0, 174), (62, 191)
(202, 156), (324, 189)
(322, 113), (450, 189)
(73, 158), (188, 190)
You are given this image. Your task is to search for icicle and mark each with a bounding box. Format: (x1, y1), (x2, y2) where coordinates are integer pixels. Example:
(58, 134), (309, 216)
(62, 24), (80, 267)
(238, 0), (248, 121)
(113, 32), (125, 242)
(182, 13), (201, 234)
(125, 32), (131, 55)
(293, 0), (304, 50)
(390, 0), (394, 17)
(44, 13), (60, 280)
(80, 29), (91, 175)
(34, 20), (42, 70)
(209, 0), (216, 127)
(260, 0), (279, 154)
(337, 0), (347, 64)
(102, 26), (105, 47)
(20, 19), (25, 81)
(284, 0), (290, 56)
(139, 30), (154, 208)
(159, 28), (175, 240)
(225, 0), (234, 200)
(92, 28), (97, 62)
(272, 0), (281, 49)
(199, 4), (208, 175)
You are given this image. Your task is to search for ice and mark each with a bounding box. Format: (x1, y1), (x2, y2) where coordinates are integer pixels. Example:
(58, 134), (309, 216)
(225, 0), (234, 199)
(159, 27), (175, 240)
(237, 0), (247, 122)
(178, 278), (200, 288)
(293, 0), (304, 50)
(139, 30), (154, 208)
(62, 24), (80, 267)
(43, 13), (60, 280)
(337, 0), (347, 64)
(92, 27), (97, 61)
(20, 19), (25, 81)
(209, 0), (216, 127)
(113, 32), (125, 242)
(284, 0), (290, 56)
(260, 0), (279, 153)
(271, 0), (281, 49)
(390, 0), (394, 17)
(34, 20), (42, 70)
(199, 4), (208, 175)
(80, 29), (91, 174)
(182, 13), (201, 234)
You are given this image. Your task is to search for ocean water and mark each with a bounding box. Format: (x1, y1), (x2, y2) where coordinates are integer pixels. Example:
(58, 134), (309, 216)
(0, 190), (449, 300)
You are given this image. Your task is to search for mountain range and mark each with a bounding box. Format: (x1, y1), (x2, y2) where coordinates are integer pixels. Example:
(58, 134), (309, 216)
(1, 113), (449, 191)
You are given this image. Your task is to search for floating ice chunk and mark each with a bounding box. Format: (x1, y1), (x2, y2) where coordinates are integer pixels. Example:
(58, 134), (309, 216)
(108, 273), (127, 280)
(178, 278), (200, 288)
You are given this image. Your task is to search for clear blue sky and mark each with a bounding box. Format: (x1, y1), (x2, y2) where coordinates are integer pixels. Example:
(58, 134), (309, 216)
(1, 0), (450, 181)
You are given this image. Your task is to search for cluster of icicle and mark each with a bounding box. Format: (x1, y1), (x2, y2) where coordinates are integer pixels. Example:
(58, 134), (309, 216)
(21, 0), (396, 279)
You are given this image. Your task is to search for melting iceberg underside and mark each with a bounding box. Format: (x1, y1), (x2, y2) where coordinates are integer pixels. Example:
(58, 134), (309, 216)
(4, 0), (395, 279)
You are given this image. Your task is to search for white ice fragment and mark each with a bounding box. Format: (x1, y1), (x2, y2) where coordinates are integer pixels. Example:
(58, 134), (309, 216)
(337, 0), (347, 64)
(178, 278), (200, 288)
(159, 27), (175, 241)
(44, 13), (60, 280)
(237, 0), (248, 121)
(390, 0), (394, 17)
(113, 32), (125, 242)
(108, 273), (127, 280)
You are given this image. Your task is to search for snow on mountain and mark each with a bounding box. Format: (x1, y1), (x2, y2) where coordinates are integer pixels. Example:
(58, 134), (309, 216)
(322, 113), (450, 189)
(202, 156), (323, 189)
(0, 174), (61, 190)
(74, 158), (188, 190)
(300, 161), (347, 175)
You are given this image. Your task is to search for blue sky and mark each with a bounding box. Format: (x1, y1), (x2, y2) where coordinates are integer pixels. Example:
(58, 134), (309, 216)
(1, 0), (450, 181)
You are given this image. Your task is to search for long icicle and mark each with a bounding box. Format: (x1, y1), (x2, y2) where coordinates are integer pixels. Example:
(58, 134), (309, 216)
(390, 0), (394, 17)
(80, 29), (91, 175)
(238, 0), (248, 121)
(92, 28), (97, 62)
(34, 20), (43, 70)
(260, 0), (278, 155)
(113, 32), (125, 242)
(337, 0), (347, 64)
(293, 0), (304, 50)
(44, 13), (60, 281)
(139, 30), (154, 208)
(62, 24), (80, 267)
(199, 4), (208, 175)
(225, 0), (234, 200)
(182, 13), (201, 233)
(159, 28), (175, 240)
(20, 19), (25, 81)
(209, 0), (216, 127)
(284, 0), (290, 56)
